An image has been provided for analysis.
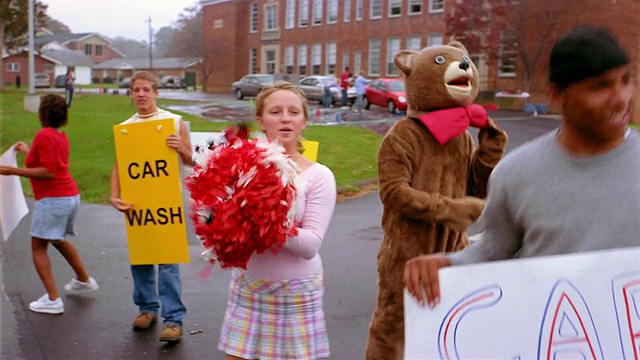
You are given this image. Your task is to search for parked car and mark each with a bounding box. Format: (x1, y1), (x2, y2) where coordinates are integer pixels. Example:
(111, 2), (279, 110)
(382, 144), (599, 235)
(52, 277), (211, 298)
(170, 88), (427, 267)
(298, 75), (350, 105)
(54, 74), (67, 88)
(232, 74), (275, 99)
(118, 77), (132, 88)
(364, 78), (407, 113)
(33, 73), (50, 88)
(159, 75), (184, 89)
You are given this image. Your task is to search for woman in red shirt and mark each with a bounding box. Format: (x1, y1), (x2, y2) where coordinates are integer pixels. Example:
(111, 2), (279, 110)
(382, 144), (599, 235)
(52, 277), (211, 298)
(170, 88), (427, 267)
(0, 94), (98, 314)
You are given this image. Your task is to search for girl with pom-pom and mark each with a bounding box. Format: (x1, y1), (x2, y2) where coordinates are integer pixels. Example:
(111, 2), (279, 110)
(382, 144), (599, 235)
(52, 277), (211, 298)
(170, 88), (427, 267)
(218, 81), (337, 360)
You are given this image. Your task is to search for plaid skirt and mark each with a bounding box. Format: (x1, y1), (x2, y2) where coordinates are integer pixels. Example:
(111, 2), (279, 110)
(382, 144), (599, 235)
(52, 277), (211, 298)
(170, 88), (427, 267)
(218, 271), (330, 360)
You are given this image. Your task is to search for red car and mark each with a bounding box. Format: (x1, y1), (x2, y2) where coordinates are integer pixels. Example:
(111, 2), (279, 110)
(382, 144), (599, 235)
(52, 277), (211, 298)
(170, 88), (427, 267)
(364, 78), (407, 113)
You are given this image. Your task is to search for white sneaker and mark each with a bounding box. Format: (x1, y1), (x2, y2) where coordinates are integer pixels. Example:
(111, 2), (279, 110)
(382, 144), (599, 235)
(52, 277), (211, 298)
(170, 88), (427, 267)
(64, 277), (99, 294)
(29, 294), (64, 314)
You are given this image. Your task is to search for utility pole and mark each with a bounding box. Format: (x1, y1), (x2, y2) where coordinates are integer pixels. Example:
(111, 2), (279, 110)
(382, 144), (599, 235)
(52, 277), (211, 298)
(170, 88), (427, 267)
(28, 0), (35, 95)
(147, 16), (153, 73)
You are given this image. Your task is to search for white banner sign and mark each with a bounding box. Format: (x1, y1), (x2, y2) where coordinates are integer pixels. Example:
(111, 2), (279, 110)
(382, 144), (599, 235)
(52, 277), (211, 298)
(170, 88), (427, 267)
(405, 247), (640, 359)
(0, 147), (29, 241)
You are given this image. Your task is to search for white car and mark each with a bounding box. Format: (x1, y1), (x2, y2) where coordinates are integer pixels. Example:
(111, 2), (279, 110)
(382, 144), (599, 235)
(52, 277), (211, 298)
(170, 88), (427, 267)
(33, 73), (51, 88)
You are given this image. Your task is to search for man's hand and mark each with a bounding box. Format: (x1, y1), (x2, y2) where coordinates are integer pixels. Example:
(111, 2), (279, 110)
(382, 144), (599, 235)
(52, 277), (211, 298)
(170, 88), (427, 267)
(404, 254), (452, 308)
(166, 134), (184, 153)
(110, 196), (133, 212)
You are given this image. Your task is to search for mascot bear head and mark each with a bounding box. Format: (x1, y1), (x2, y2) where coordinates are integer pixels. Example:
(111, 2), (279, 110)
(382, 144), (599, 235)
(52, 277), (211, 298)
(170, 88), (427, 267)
(395, 42), (479, 118)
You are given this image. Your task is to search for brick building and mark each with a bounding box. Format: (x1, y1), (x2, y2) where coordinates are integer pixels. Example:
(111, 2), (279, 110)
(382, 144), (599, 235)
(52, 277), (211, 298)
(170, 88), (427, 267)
(202, 0), (453, 92)
(202, 0), (640, 114)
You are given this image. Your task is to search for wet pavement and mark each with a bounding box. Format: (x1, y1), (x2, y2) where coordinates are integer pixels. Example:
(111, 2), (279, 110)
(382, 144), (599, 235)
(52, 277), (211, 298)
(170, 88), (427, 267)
(1, 89), (561, 360)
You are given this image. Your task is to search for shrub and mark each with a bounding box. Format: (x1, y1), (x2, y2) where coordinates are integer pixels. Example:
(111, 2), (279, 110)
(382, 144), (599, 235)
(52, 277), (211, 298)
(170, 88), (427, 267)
(92, 76), (101, 84)
(103, 77), (114, 84)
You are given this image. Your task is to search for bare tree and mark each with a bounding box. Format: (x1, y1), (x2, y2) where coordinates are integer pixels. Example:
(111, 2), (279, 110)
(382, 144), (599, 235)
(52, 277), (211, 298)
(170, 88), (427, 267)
(446, 0), (613, 92)
(197, 43), (217, 92)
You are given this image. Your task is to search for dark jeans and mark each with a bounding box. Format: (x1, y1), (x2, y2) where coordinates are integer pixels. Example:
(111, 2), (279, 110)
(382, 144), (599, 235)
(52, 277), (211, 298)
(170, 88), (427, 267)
(341, 88), (348, 107)
(65, 86), (74, 108)
(323, 87), (334, 108)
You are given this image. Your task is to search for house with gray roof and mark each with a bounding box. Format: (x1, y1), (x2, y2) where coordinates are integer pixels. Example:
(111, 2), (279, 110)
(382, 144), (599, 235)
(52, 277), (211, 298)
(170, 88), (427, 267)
(93, 57), (200, 84)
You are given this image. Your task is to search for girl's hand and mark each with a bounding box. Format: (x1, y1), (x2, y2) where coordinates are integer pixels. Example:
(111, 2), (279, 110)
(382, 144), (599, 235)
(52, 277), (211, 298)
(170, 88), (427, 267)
(14, 142), (30, 154)
(0, 165), (15, 176)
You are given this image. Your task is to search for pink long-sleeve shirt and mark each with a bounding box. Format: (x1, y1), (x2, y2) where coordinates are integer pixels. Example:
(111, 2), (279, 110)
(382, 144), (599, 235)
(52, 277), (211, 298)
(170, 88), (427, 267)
(245, 163), (337, 280)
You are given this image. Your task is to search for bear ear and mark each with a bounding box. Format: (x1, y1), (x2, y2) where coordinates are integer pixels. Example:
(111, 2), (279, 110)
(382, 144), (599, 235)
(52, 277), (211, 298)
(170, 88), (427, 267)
(447, 41), (469, 55)
(394, 50), (417, 77)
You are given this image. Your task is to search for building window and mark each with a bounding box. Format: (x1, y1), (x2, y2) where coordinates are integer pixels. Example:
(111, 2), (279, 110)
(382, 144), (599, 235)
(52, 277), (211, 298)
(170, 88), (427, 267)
(428, 33), (443, 46)
(387, 37), (401, 76)
(265, 49), (276, 74)
(250, 48), (258, 73)
(298, 44), (308, 75)
(407, 35), (421, 51)
(342, 52), (349, 71)
(368, 38), (381, 76)
(96, 44), (103, 56)
(285, 45), (294, 74)
(85, 44), (92, 55)
(498, 30), (517, 77)
(286, 0), (295, 29)
(370, 0), (382, 19)
(44, 63), (54, 73)
(265, 4), (278, 31)
(327, 0), (338, 24)
(429, 0), (444, 13)
(409, 0), (422, 14)
(389, 0), (401, 17)
(312, 43), (322, 74)
(354, 52), (361, 74)
(312, 0), (322, 25)
(250, 2), (259, 33)
(299, 0), (309, 27)
(344, 0), (351, 22)
(6, 63), (20, 72)
(326, 42), (336, 74)
(356, 0), (363, 20)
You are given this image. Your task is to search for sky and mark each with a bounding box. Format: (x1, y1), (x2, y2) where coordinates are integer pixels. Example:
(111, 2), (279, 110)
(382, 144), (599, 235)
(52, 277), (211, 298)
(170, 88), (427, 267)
(41, 0), (199, 41)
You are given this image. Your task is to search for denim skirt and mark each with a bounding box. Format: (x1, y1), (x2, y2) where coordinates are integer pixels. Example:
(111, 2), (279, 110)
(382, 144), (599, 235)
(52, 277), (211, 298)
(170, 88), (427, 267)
(30, 195), (80, 240)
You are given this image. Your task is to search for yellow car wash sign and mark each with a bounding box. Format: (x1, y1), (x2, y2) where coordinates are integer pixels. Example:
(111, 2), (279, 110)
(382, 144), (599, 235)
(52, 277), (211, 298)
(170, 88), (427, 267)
(113, 119), (189, 265)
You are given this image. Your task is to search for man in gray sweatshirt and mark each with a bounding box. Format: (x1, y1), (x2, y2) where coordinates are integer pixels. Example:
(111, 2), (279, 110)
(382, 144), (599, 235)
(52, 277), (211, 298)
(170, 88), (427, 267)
(404, 26), (640, 308)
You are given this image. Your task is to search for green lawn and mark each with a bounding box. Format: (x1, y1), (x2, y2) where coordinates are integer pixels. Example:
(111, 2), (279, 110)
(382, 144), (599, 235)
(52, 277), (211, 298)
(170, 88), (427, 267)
(0, 89), (382, 203)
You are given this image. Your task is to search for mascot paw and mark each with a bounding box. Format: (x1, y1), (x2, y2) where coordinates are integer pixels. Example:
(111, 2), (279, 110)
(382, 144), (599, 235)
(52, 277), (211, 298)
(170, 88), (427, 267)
(442, 197), (486, 232)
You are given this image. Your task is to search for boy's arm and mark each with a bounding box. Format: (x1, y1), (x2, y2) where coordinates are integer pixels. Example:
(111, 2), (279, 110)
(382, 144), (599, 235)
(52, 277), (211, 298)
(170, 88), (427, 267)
(110, 161), (132, 212)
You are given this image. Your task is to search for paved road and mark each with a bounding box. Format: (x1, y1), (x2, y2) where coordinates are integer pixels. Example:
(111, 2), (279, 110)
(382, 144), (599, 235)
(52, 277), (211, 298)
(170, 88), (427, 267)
(0, 100), (560, 359)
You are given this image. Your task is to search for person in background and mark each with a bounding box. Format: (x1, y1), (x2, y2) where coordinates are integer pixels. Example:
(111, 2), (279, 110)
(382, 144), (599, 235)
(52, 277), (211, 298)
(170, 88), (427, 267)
(0, 94), (99, 315)
(354, 70), (371, 112)
(340, 66), (351, 108)
(404, 26), (640, 308)
(323, 76), (339, 108)
(109, 70), (192, 343)
(65, 69), (75, 108)
(218, 81), (337, 360)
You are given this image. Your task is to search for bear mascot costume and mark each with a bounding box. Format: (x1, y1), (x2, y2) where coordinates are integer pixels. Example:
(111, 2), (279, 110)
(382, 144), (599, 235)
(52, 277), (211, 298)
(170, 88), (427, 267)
(365, 41), (508, 359)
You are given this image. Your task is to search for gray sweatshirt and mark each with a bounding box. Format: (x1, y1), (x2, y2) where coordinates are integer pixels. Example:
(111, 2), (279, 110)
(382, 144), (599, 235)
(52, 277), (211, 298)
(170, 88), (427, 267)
(448, 128), (640, 265)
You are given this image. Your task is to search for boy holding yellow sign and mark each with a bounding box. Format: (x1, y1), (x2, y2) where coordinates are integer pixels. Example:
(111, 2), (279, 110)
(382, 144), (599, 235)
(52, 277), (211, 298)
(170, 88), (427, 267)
(110, 71), (192, 343)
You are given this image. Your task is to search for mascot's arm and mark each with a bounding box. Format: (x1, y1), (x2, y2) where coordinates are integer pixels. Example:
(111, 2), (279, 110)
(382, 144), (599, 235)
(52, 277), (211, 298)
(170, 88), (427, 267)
(449, 164), (522, 265)
(467, 117), (507, 198)
(284, 166), (337, 260)
(379, 132), (485, 232)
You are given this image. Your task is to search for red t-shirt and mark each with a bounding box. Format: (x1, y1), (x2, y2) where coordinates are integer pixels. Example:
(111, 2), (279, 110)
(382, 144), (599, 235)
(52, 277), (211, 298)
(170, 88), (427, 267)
(340, 71), (350, 90)
(25, 127), (79, 200)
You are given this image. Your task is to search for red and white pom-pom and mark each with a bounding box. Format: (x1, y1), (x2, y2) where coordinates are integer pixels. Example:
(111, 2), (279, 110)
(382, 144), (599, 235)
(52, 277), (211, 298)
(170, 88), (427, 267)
(186, 125), (297, 269)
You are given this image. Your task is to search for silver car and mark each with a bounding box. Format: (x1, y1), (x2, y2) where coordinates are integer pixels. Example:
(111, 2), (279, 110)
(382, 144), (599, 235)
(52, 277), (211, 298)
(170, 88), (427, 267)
(232, 74), (275, 99)
(33, 73), (51, 88)
(298, 76), (342, 104)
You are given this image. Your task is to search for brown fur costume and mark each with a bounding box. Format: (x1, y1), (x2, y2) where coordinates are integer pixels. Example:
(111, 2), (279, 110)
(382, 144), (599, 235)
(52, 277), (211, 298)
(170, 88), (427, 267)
(365, 42), (508, 359)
